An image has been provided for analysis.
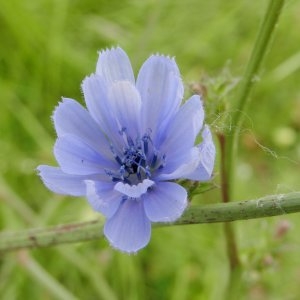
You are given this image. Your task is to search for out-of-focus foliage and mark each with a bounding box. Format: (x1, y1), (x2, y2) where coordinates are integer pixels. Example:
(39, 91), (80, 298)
(0, 0), (299, 299)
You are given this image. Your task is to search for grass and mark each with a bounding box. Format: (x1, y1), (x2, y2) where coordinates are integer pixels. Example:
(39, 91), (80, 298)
(0, 0), (300, 299)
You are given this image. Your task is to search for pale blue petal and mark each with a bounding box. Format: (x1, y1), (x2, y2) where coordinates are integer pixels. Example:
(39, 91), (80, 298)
(114, 179), (154, 198)
(155, 147), (201, 181)
(54, 135), (117, 175)
(82, 74), (126, 148)
(185, 125), (216, 181)
(104, 199), (151, 253)
(96, 47), (135, 85)
(143, 182), (187, 222)
(158, 95), (204, 155)
(81, 74), (110, 132)
(136, 55), (183, 140)
(37, 165), (86, 196)
(107, 81), (142, 138)
(53, 98), (112, 159)
(85, 180), (122, 217)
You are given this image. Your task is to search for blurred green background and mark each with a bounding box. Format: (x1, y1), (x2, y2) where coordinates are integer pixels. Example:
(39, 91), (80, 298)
(0, 0), (300, 299)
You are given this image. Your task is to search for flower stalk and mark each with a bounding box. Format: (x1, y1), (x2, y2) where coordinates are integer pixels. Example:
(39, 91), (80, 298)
(1, 192), (299, 253)
(226, 0), (286, 200)
(220, 0), (286, 274)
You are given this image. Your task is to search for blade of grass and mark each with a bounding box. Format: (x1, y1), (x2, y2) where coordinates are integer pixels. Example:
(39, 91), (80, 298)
(17, 250), (79, 300)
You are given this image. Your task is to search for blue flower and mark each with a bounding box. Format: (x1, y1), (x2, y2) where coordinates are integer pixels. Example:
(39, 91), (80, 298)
(38, 47), (215, 253)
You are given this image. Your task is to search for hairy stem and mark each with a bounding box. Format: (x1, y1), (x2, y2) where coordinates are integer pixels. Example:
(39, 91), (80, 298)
(0, 192), (299, 253)
(226, 0), (286, 200)
(220, 0), (285, 280)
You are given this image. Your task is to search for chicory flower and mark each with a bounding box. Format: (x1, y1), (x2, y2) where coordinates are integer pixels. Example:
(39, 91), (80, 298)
(38, 47), (215, 253)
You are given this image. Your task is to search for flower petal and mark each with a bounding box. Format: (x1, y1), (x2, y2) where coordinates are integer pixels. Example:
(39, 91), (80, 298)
(81, 74), (110, 132)
(82, 75), (126, 148)
(104, 199), (151, 253)
(37, 165), (86, 196)
(136, 55), (183, 139)
(114, 179), (154, 198)
(85, 180), (123, 217)
(143, 182), (187, 222)
(54, 135), (116, 175)
(53, 98), (112, 159)
(107, 81), (142, 138)
(185, 125), (216, 180)
(96, 47), (135, 85)
(159, 95), (204, 155)
(155, 147), (201, 181)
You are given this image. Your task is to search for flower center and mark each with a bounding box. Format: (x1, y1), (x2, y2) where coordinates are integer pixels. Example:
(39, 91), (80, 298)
(105, 128), (165, 185)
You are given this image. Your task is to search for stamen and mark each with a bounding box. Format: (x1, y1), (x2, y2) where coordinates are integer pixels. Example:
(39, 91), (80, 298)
(114, 154), (123, 166)
(145, 166), (151, 178)
(106, 128), (164, 184)
(142, 130), (152, 155)
(142, 136), (149, 155)
(119, 126), (127, 135)
(127, 135), (134, 147)
(112, 177), (122, 182)
(158, 154), (166, 169)
(123, 178), (131, 185)
(105, 169), (122, 182)
(136, 169), (142, 181)
(119, 165), (127, 180)
(110, 144), (123, 165)
(150, 151), (158, 168)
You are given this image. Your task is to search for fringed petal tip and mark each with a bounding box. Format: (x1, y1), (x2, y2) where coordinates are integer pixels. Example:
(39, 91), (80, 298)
(96, 47), (135, 84)
(97, 45), (122, 56)
(141, 54), (180, 76)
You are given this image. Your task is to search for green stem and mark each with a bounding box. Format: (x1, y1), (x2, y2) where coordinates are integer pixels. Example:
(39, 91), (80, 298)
(226, 0), (285, 200)
(220, 0), (285, 289)
(0, 192), (299, 253)
(0, 220), (104, 253)
(218, 133), (240, 270)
